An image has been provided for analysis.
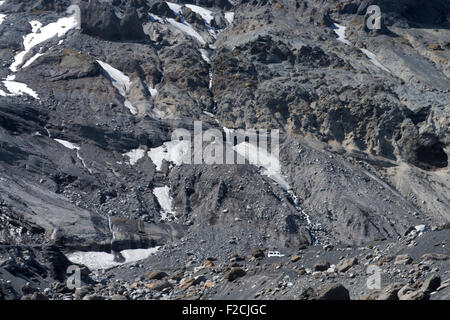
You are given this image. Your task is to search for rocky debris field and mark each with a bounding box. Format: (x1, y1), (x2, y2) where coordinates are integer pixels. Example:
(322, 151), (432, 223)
(0, 0), (449, 300)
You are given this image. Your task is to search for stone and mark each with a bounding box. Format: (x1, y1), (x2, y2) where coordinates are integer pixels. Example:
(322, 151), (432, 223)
(74, 286), (91, 299)
(313, 261), (330, 272)
(251, 248), (265, 259)
(145, 280), (172, 291)
(203, 260), (214, 267)
(290, 255), (302, 263)
(82, 294), (106, 301)
(377, 283), (404, 300)
(179, 278), (196, 290)
(420, 253), (449, 261)
(335, 257), (358, 273)
(397, 285), (426, 300)
(224, 268), (246, 281)
(394, 254), (413, 265)
(145, 271), (168, 280)
(421, 274), (441, 294)
(316, 283), (350, 300)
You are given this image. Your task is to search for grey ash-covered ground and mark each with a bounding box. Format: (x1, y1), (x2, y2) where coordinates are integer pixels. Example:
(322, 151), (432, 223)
(0, 0), (449, 300)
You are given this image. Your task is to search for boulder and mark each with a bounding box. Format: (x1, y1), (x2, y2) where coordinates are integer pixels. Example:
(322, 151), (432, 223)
(313, 261), (330, 272)
(397, 285), (427, 300)
(224, 268), (246, 281)
(335, 257), (358, 273)
(394, 254), (413, 265)
(421, 274), (441, 294)
(316, 283), (350, 300)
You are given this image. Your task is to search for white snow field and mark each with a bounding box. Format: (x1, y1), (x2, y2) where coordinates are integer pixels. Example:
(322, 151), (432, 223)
(97, 60), (138, 114)
(2, 75), (39, 99)
(153, 186), (175, 220)
(67, 247), (160, 270)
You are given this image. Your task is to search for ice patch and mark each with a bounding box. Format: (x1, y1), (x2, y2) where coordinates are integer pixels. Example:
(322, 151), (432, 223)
(54, 139), (80, 150)
(225, 12), (235, 25)
(148, 140), (191, 171)
(0, 14), (6, 26)
(149, 13), (164, 23)
(123, 148), (146, 165)
(124, 99), (138, 115)
(2, 76), (39, 99)
(331, 23), (350, 45)
(22, 52), (43, 69)
(66, 247), (160, 270)
(10, 17), (78, 72)
(167, 18), (206, 45)
(185, 4), (214, 24)
(199, 48), (211, 64)
(145, 82), (158, 97)
(153, 186), (175, 220)
(233, 142), (290, 191)
(166, 2), (183, 15)
(96, 60), (131, 96)
(97, 60), (138, 114)
(360, 48), (391, 73)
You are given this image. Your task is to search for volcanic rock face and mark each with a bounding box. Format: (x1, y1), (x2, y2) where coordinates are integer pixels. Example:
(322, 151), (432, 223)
(0, 0), (448, 300)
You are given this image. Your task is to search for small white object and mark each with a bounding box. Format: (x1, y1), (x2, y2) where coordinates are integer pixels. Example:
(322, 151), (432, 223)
(267, 251), (285, 257)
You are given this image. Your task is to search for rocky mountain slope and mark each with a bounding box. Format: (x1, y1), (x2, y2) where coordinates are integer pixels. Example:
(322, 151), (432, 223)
(0, 0), (448, 300)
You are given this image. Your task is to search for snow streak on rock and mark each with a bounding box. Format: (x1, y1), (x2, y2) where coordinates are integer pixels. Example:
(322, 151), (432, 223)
(96, 60), (137, 115)
(360, 48), (391, 73)
(153, 186), (175, 220)
(331, 23), (350, 45)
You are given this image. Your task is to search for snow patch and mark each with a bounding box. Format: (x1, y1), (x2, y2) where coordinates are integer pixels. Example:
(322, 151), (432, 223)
(148, 140), (191, 171)
(233, 142), (290, 191)
(199, 48), (211, 64)
(153, 186), (175, 220)
(185, 4), (214, 24)
(123, 148), (146, 165)
(0, 14), (6, 26)
(10, 17), (78, 72)
(97, 60), (138, 114)
(360, 48), (391, 73)
(166, 2), (183, 15)
(96, 60), (131, 97)
(66, 247), (160, 270)
(54, 139), (80, 150)
(145, 82), (158, 97)
(167, 18), (206, 45)
(331, 23), (350, 45)
(2, 76), (39, 99)
(22, 52), (43, 69)
(225, 12), (235, 25)
(149, 13), (164, 23)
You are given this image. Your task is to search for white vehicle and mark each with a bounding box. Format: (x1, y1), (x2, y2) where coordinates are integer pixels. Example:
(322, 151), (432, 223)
(267, 251), (285, 258)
